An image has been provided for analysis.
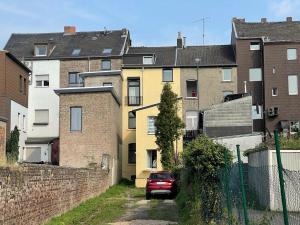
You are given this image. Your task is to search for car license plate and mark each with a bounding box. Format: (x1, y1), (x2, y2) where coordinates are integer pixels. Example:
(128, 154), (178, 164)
(157, 182), (166, 185)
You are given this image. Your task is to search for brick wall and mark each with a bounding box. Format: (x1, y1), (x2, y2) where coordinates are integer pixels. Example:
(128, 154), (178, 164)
(60, 58), (122, 88)
(0, 119), (6, 161)
(0, 164), (111, 225)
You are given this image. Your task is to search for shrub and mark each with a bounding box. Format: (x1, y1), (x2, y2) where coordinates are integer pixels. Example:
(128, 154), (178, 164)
(6, 126), (19, 163)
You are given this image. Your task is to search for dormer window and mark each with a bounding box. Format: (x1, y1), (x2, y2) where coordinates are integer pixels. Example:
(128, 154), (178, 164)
(143, 56), (154, 65)
(34, 44), (47, 56)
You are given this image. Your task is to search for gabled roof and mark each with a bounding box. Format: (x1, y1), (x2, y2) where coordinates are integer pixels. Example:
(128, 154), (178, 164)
(4, 29), (129, 60)
(233, 19), (300, 42)
(176, 45), (236, 67)
(123, 46), (176, 67)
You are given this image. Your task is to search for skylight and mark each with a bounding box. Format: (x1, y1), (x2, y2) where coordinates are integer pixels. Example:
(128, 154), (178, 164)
(72, 49), (81, 56)
(102, 48), (112, 54)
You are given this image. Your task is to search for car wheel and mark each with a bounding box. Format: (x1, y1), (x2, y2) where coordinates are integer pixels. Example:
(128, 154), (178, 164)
(146, 193), (151, 200)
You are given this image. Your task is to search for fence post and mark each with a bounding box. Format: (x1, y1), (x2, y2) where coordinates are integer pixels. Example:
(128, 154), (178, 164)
(224, 148), (233, 225)
(236, 144), (249, 225)
(274, 129), (289, 225)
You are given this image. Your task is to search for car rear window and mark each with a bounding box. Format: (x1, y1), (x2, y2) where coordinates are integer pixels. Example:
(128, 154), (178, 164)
(150, 173), (172, 179)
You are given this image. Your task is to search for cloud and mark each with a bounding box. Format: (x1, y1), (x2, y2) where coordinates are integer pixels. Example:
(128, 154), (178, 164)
(269, 0), (300, 16)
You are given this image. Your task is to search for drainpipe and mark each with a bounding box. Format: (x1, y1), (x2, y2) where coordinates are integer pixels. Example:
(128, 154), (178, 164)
(88, 57), (91, 72)
(261, 38), (267, 139)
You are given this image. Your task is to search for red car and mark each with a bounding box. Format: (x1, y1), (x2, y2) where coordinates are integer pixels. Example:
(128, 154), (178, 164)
(146, 171), (177, 199)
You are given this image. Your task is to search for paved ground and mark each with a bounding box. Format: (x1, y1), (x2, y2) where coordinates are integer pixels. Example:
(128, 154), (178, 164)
(110, 195), (178, 225)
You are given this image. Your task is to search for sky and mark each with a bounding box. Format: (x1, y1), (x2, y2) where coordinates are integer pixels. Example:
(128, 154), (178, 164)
(0, 0), (300, 48)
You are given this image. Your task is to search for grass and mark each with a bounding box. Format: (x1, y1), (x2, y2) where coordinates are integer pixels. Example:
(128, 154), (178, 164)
(45, 180), (142, 225)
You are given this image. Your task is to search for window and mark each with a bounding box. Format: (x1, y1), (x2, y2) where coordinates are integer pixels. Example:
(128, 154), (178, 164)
(36, 75), (49, 87)
(272, 87), (278, 96)
(128, 143), (136, 164)
(34, 45), (47, 56)
(250, 42), (260, 50)
(103, 82), (112, 87)
(249, 68), (262, 81)
(290, 121), (300, 133)
(185, 111), (199, 130)
(72, 49), (81, 56)
(147, 150), (157, 168)
(143, 56), (154, 65)
(19, 75), (23, 93)
(69, 72), (83, 87)
(223, 91), (233, 97)
(163, 69), (173, 82)
(18, 113), (21, 129)
(128, 78), (141, 105)
(23, 115), (26, 131)
(186, 80), (198, 98)
(128, 112), (136, 129)
(102, 48), (112, 54)
(70, 107), (82, 131)
(148, 116), (156, 134)
(288, 75), (298, 95)
(101, 60), (111, 70)
(23, 78), (27, 95)
(101, 154), (110, 170)
(34, 109), (49, 124)
(287, 48), (297, 60)
(222, 69), (232, 81)
(252, 105), (262, 120)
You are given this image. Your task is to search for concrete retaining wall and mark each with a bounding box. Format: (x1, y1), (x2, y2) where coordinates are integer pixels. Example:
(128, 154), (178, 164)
(0, 164), (111, 225)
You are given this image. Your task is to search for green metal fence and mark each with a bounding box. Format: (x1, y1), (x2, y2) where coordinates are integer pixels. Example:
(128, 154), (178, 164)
(218, 129), (300, 225)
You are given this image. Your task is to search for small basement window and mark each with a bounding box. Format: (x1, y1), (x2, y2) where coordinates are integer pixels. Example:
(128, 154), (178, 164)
(186, 80), (198, 98)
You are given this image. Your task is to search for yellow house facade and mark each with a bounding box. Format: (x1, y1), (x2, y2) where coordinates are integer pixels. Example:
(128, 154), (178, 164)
(122, 47), (183, 187)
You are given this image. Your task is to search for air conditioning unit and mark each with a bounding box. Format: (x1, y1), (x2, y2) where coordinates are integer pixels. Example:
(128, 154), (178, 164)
(268, 107), (279, 117)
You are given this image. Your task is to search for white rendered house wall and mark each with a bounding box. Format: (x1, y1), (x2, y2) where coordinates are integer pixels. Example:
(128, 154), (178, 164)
(10, 100), (28, 162)
(27, 60), (60, 139)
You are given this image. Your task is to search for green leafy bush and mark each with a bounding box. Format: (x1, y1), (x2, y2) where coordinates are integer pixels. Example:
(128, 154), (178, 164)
(6, 126), (19, 163)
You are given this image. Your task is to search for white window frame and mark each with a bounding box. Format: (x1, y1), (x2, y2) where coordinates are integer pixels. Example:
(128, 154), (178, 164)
(272, 87), (278, 96)
(143, 56), (154, 65)
(250, 42), (260, 51)
(147, 116), (156, 134)
(70, 107), (82, 132)
(185, 111), (199, 130)
(35, 74), (49, 87)
(222, 68), (232, 81)
(34, 109), (49, 124)
(34, 45), (47, 57)
(288, 75), (298, 95)
(163, 69), (173, 82)
(287, 48), (297, 60)
(252, 105), (263, 120)
(147, 150), (157, 169)
(101, 60), (111, 70)
(249, 68), (262, 81)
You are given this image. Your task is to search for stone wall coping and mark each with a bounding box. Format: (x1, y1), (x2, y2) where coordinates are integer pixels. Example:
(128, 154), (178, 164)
(54, 86), (121, 105)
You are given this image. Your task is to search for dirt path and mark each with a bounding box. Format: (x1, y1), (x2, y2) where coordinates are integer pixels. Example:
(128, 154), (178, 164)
(109, 193), (179, 225)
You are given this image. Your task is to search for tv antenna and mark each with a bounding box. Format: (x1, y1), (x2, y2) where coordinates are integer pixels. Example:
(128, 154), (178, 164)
(193, 17), (210, 45)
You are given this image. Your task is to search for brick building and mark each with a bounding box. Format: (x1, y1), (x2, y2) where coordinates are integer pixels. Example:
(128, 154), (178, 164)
(0, 50), (30, 161)
(232, 17), (300, 135)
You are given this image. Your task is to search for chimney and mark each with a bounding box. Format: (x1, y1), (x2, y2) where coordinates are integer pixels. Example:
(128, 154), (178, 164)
(183, 37), (186, 48)
(121, 28), (127, 36)
(177, 32), (183, 49)
(286, 17), (293, 22)
(232, 17), (245, 23)
(261, 18), (267, 23)
(64, 26), (76, 34)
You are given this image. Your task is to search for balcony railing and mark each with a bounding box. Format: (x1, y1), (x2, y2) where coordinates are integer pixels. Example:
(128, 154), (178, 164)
(183, 129), (203, 142)
(126, 96), (143, 106)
